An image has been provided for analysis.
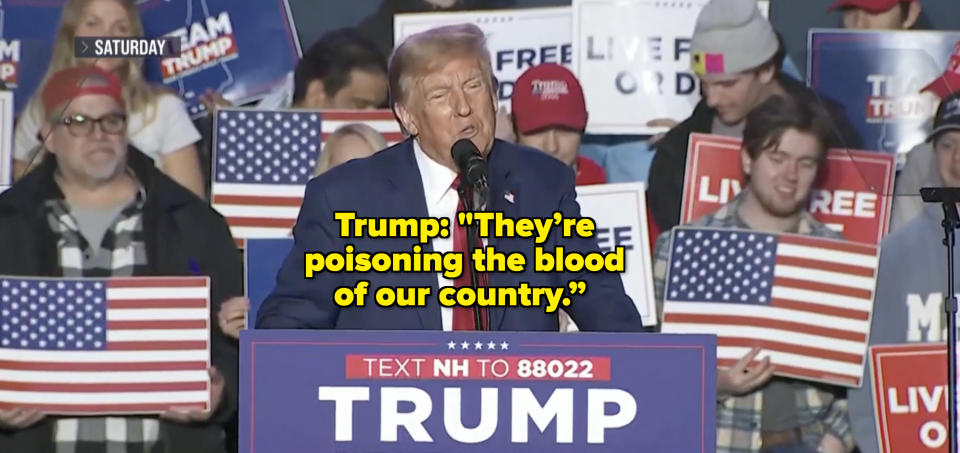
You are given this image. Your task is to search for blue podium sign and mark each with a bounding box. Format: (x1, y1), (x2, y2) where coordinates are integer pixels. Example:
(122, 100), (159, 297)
(239, 329), (717, 452)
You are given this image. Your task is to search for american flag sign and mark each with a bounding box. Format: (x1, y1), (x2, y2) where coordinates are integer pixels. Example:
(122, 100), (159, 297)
(0, 276), (211, 414)
(660, 227), (879, 387)
(211, 108), (404, 243)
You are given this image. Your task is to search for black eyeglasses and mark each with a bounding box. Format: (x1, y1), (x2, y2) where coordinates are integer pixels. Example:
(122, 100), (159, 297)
(58, 113), (127, 137)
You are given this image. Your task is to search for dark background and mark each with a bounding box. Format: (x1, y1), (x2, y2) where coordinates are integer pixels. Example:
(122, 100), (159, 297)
(287, 0), (960, 79)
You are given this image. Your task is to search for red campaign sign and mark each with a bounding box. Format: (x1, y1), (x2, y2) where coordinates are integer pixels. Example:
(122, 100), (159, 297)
(870, 343), (953, 453)
(680, 133), (895, 245)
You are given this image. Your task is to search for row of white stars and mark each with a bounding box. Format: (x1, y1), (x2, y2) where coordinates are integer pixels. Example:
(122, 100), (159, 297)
(447, 341), (509, 350)
(1, 338), (102, 348)
(219, 111), (319, 123)
(1, 281), (100, 290)
(222, 131), (316, 145)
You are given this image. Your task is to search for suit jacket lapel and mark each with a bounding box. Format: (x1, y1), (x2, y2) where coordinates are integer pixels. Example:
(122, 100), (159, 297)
(384, 140), (442, 330)
(486, 140), (521, 246)
(485, 140), (521, 331)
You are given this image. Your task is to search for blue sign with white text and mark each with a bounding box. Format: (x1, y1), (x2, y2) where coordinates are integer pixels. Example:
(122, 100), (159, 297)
(239, 329), (717, 452)
(0, 2), (62, 114)
(0, 0), (301, 116)
(808, 29), (960, 155)
(139, 0), (302, 117)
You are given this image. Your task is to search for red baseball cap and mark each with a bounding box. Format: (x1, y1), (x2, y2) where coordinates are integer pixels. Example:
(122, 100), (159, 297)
(511, 63), (587, 134)
(828, 0), (915, 13)
(41, 66), (125, 116)
(922, 40), (960, 99)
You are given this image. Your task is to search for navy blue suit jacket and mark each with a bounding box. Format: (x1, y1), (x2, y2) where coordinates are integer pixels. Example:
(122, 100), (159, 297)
(255, 138), (644, 332)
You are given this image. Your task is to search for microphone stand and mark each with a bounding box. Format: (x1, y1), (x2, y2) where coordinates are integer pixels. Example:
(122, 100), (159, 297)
(458, 180), (487, 331)
(923, 188), (960, 453)
(941, 201), (959, 453)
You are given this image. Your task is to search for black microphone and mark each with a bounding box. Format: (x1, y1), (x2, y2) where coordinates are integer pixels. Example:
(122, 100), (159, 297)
(921, 187), (960, 203)
(922, 187), (960, 229)
(451, 139), (487, 188)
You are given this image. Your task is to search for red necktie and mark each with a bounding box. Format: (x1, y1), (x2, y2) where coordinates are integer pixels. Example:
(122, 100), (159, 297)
(451, 177), (488, 330)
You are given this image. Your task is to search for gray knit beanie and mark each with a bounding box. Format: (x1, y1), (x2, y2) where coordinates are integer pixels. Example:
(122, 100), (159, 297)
(691, 0), (779, 76)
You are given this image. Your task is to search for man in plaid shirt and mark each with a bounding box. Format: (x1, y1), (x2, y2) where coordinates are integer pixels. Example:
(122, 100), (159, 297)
(652, 94), (855, 453)
(0, 67), (243, 452)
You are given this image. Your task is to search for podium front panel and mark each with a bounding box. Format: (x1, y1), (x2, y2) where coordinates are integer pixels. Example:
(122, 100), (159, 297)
(239, 329), (716, 452)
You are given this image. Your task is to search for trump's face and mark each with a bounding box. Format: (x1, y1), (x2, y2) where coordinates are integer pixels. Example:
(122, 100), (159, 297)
(396, 55), (497, 170)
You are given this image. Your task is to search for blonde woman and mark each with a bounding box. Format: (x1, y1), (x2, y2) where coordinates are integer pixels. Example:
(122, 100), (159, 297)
(12, 0), (206, 198)
(314, 123), (388, 175)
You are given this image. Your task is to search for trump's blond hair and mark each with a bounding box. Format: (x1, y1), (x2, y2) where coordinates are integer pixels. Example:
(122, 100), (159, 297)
(388, 23), (496, 109)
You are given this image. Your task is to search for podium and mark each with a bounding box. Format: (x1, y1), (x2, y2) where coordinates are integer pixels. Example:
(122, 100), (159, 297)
(239, 329), (717, 452)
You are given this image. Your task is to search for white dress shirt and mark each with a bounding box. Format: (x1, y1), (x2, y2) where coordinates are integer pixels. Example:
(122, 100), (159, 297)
(413, 139), (458, 331)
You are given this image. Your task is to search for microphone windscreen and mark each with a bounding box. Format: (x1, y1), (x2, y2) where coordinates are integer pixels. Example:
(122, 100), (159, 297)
(451, 138), (479, 170)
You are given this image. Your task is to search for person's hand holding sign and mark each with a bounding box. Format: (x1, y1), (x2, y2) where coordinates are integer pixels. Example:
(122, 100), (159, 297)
(645, 118), (678, 146)
(0, 408), (45, 429)
(199, 89), (233, 113)
(160, 368), (226, 423)
(716, 347), (775, 400)
(218, 297), (249, 340)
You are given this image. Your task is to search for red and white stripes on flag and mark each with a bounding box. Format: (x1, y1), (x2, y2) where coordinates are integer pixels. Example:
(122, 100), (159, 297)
(660, 228), (879, 387)
(210, 108), (405, 246)
(0, 276), (211, 414)
(320, 110), (404, 146)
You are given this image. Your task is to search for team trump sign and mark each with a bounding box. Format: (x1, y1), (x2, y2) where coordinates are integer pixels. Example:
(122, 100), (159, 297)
(239, 330), (716, 452)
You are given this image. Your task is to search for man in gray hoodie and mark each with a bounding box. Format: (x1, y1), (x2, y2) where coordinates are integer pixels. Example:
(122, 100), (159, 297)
(848, 91), (960, 453)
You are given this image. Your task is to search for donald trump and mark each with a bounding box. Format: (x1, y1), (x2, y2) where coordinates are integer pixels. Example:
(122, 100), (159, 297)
(256, 24), (643, 332)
